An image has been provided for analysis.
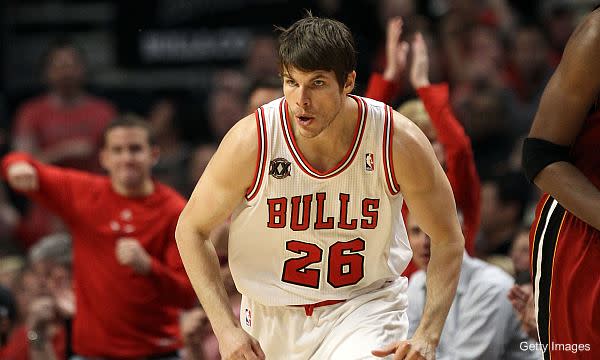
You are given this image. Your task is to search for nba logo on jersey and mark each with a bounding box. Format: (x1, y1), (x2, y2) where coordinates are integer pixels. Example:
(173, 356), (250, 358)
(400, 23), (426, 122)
(244, 308), (252, 327)
(365, 153), (374, 172)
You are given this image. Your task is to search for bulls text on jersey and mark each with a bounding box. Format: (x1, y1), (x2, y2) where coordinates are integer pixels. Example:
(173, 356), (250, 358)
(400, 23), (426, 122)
(267, 192), (380, 231)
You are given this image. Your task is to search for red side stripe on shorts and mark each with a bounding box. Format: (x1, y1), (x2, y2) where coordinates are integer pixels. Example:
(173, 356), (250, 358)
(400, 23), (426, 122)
(383, 105), (400, 195)
(245, 107), (267, 201)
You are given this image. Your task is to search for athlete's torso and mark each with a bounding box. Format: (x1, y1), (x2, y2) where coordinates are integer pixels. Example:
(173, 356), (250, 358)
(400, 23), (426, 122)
(228, 96), (412, 305)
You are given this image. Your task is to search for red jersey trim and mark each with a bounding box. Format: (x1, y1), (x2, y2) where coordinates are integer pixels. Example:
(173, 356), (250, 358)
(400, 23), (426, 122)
(383, 105), (400, 195)
(279, 95), (367, 179)
(245, 107), (268, 200)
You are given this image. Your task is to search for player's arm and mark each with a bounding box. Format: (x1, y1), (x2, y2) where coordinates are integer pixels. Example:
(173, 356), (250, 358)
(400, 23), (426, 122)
(175, 114), (265, 360)
(375, 112), (464, 360)
(524, 10), (600, 230)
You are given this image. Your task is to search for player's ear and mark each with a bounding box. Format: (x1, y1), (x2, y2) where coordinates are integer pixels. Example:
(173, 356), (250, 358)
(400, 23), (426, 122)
(343, 71), (356, 95)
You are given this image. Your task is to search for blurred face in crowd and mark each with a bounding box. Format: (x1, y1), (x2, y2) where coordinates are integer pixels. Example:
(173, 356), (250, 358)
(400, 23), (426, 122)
(148, 99), (177, 140)
(247, 86), (283, 113)
(480, 181), (500, 232)
(419, 124), (446, 170)
(510, 230), (531, 274)
(209, 90), (246, 140)
(246, 36), (280, 79)
(406, 214), (431, 270)
(513, 27), (549, 76)
(283, 67), (355, 139)
(45, 46), (86, 96)
(188, 143), (217, 188)
(100, 126), (158, 192)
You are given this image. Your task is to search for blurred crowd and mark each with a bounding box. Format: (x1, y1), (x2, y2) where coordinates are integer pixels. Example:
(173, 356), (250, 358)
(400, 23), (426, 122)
(0, 0), (597, 359)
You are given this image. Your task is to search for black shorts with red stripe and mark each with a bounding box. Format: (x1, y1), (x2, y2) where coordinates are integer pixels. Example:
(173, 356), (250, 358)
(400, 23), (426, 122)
(530, 194), (600, 360)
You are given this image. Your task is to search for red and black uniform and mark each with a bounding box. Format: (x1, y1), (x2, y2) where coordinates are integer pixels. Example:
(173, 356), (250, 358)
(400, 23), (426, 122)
(1, 153), (196, 359)
(530, 110), (600, 360)
(366, 78), (480, 276)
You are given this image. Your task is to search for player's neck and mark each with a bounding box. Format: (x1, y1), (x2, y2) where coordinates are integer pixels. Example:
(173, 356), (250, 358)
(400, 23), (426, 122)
(294, 97), (357, 171)
(112, 179), (155, 198)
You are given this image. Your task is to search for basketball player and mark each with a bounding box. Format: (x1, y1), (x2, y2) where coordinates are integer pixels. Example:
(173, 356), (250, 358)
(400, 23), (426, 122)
(522, 7), (600, 360)
(176, 14), (464, 360)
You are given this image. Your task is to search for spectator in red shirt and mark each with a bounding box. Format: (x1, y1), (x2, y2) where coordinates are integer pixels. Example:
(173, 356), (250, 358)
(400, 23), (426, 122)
(12, 38), (117, 172)
(11, 38), (118, 249)
(365, 18), (480, 260)
(1, 115), (196, 359)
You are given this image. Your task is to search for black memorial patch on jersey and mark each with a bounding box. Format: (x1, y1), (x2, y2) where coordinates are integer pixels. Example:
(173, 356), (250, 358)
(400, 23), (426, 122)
(269, 158), (291, 179)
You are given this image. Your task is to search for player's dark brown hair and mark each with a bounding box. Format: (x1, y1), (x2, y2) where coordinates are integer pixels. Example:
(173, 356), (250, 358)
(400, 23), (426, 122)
(277, 12), (356, 89)
(101, 113), (156, 147)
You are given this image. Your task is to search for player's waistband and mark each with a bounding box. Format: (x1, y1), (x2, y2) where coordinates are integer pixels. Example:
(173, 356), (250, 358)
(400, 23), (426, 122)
(291, 299), (346, 316)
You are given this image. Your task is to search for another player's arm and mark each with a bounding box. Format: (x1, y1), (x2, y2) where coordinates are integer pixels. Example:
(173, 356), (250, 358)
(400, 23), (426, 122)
(175, 114), (265, 360)
(375, 112), (464, 359)
(525, 10), (600, 230)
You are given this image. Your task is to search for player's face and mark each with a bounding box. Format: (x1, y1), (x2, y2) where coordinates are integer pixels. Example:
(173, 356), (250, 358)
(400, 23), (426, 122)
(283, 67), (355, 138)
(406, 214), (431, 270)
(100, 127), (158, 190)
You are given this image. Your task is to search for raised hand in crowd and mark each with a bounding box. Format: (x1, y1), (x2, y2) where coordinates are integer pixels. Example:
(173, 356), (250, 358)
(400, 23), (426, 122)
(6, 161), (38, 192)
(409, 33), (430, 90)
(382, 17), (410, 83)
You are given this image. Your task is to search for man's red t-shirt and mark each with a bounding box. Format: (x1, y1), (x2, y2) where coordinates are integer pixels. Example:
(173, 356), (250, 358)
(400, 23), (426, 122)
(1, 153), (197, 359)
(12, 94), (116, 171)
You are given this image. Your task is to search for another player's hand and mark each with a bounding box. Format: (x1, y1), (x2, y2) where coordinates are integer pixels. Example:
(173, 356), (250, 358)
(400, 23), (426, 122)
(372, 335), (436, 360)
(409, 32), (430, 90)
(115, 238), (152, 275)
(383, 17), (410, 82)
(6, 161), (39, 192)
(219, 327), (265, 360)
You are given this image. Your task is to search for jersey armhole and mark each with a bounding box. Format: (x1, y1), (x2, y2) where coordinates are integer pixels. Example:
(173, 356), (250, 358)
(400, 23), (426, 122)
(245, 107), (268, 201)
(383, 105), (401, 195)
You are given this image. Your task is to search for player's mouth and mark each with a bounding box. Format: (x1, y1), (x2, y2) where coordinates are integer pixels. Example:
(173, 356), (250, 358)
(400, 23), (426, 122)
(295, 114), (314, 126)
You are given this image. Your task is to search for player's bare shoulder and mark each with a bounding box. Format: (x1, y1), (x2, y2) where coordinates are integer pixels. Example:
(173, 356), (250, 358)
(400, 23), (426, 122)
(389, 110), (441, 192)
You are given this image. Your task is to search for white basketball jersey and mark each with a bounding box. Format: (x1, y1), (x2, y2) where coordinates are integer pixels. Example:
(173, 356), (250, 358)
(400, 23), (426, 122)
(228, 95), (412, 306)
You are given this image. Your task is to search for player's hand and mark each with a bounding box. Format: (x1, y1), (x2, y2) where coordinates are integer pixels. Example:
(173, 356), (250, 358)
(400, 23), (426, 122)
(219, 327), (266, 360)
(409, 32), (430, 89)
(372, 335), (436, 360)
(6, 161), (39, 192)
(383, 17), (410, 82)
(115, 238), (152, 275)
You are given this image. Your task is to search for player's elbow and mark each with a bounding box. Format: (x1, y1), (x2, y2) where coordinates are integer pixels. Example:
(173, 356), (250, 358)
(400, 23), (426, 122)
(522, 137), (571, 183)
